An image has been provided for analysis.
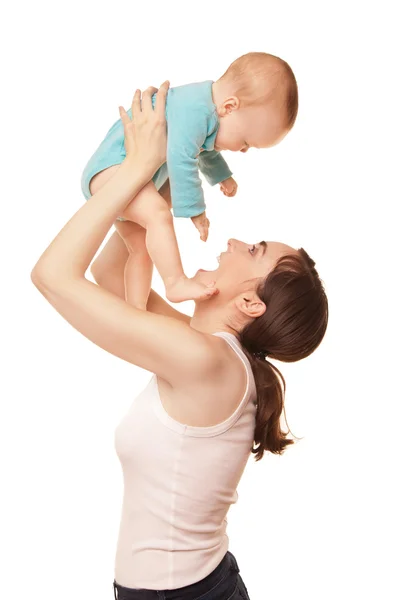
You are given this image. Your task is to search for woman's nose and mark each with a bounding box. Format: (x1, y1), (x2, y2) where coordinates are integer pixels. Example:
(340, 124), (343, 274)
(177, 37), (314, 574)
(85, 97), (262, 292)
(228, 239), (240, 251)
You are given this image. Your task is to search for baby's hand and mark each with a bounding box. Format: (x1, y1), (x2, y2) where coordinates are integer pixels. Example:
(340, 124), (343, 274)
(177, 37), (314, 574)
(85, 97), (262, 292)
(219, 177), (238, 197)
(191, 211), (210, 242)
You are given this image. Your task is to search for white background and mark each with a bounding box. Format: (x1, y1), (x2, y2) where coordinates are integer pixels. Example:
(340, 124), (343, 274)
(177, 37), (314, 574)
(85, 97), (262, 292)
(1, 1), (399, 598)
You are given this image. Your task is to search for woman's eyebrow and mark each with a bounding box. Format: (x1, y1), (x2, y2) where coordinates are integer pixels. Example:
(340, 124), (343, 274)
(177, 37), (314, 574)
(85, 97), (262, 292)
(258, 241), (267, 255)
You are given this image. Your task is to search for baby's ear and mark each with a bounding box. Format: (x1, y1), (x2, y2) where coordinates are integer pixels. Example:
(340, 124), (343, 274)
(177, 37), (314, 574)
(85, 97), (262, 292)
(218, 96), (240, 116)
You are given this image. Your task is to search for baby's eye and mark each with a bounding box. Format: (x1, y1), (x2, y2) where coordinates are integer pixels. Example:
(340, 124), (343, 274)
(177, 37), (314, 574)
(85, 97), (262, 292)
(249, 244), (256, 255)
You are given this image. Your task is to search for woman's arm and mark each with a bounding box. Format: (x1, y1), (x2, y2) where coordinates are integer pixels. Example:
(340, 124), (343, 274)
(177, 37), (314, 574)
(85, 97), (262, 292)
(147, 290), (191, 324)
(32, 87), (167, 285)
(31, 85), (216, 385)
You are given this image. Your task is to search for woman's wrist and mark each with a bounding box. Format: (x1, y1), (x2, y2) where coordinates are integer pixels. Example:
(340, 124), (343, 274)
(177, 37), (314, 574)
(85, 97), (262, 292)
(120, 155), (157, 191)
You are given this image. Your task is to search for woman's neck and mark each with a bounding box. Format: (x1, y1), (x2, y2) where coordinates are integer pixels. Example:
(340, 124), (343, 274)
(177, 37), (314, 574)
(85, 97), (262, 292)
(189, 302), (239, 337)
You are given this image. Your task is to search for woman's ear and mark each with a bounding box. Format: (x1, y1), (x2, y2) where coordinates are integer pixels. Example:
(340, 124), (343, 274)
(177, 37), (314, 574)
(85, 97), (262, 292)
(235, 291), (266, 319)
(217, 96), (240, 117)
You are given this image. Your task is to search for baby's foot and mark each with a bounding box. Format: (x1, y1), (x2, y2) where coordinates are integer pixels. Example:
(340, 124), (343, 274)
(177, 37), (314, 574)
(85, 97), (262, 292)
(166, 276), (218, 303)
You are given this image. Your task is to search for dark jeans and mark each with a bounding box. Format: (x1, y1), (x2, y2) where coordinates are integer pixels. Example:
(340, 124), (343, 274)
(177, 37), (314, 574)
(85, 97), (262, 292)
(113, 551), (250, 599)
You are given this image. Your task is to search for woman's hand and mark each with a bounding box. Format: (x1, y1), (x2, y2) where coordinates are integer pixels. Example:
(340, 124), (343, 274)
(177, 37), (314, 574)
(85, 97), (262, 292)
(119, 81), (170, 182)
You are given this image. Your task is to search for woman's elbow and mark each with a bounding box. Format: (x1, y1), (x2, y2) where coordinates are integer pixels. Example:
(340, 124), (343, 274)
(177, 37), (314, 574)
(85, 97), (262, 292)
(31, 265), (49, 290)
(31, 260), (61, 291)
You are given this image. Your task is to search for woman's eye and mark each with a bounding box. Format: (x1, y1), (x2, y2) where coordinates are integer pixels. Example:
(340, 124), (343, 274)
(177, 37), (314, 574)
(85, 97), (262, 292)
(249, 245), (256, 254)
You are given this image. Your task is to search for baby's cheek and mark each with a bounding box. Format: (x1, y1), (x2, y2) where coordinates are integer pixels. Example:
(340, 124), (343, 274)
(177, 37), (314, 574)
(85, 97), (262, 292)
(231, 136), (244, 152)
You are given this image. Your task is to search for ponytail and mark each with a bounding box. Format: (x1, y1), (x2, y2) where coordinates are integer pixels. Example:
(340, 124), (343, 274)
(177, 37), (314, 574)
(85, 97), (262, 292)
(239, 248), (328, 461)
(242, 349), (293, 461)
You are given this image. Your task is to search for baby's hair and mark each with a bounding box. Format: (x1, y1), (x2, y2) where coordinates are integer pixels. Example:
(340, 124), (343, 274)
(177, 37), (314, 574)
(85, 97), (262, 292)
(218, 52), (298, 129)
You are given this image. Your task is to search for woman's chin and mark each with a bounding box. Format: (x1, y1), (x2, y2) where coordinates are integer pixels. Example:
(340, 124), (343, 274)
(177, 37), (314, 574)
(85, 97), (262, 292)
(193, 268), (218, 283)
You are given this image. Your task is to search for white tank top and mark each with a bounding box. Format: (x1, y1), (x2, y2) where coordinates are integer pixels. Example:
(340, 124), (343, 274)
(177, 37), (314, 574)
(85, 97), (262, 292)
(114, 332), (257, 590)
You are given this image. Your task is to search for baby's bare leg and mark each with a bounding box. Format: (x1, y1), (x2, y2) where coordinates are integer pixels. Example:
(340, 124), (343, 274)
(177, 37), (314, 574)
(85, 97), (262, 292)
(90, 229), (128, 298)
(115, 220), (153, 309)
(122, 182), (217, 303)
(89, 166), (152, 308)
(90, 176), (170, 302)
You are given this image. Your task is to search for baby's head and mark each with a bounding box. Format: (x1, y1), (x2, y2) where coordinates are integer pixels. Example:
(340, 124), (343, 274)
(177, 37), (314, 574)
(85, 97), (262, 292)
(213, 52), (298, 152)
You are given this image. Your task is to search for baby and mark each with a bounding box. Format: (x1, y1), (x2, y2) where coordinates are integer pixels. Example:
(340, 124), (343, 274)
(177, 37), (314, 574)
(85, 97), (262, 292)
(81, 52), (298, 307)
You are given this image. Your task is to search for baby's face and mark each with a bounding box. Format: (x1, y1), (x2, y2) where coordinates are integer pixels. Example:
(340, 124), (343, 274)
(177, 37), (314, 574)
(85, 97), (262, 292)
(214, 105), (288, 153)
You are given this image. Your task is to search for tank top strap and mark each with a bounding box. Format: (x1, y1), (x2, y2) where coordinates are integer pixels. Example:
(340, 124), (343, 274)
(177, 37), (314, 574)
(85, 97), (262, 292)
(212, 331), (256, 400)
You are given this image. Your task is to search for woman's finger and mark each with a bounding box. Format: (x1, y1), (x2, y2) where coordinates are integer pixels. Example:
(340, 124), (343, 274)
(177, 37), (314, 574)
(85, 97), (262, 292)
(118, 106), (131, 128)
(154, 81), (169, 117)
(142, 86), (158, 111)
(131, 89), (142, 120)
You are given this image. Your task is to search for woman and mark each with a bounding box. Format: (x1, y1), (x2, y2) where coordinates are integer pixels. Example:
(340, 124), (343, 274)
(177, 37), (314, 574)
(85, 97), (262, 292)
(31, 83), (328, 599)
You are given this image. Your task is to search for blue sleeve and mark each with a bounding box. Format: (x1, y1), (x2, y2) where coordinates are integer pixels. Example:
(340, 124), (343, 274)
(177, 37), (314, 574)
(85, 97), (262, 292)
(198, 150), (233, 186)
(167, 106), (209, 218)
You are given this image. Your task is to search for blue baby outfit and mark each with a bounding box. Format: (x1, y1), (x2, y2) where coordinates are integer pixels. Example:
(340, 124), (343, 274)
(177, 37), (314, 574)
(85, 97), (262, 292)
(81, 81), (233, 218)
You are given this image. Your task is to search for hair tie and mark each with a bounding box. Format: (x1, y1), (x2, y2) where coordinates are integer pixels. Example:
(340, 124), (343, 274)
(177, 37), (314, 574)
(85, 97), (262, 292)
(253, 350), (269, 360)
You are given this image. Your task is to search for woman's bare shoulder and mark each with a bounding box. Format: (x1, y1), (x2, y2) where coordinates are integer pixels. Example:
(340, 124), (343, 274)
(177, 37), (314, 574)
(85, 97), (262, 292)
(157, 333), (248, 426)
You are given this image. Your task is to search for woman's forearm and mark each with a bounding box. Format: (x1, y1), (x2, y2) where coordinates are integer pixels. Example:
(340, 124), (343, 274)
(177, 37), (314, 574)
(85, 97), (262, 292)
(32, 159), (149, 284)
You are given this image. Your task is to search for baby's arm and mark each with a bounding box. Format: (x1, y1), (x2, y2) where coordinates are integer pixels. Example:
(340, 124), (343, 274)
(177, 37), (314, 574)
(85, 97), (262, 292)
(199, 150), (238, 199)
(166, 105), (209, 222)
(198, 150), (233, 187)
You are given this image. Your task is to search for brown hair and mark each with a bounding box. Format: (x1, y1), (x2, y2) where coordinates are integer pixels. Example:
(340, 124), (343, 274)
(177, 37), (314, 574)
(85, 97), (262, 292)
(239, 249), (328, 461)
(218, 51), (299, 130)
